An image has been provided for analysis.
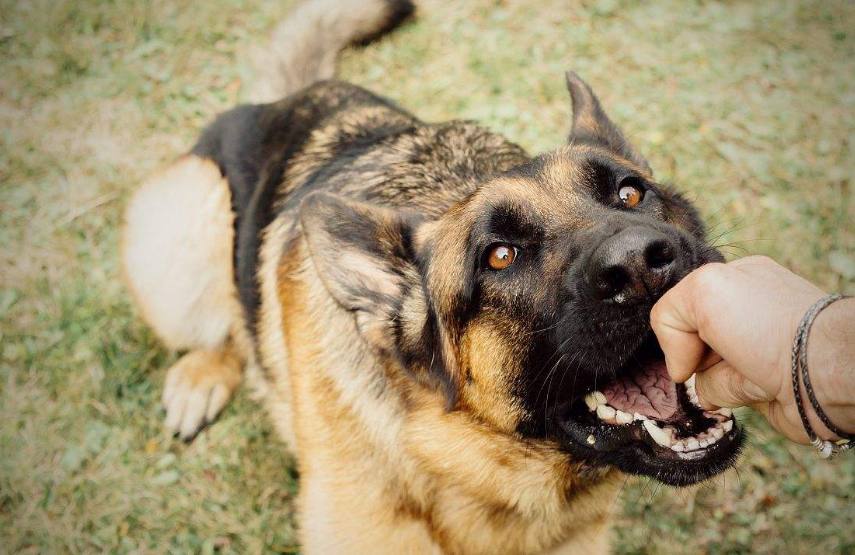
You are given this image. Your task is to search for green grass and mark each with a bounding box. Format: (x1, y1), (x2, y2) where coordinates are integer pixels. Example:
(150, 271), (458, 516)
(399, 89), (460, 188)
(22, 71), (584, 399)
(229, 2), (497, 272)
(1, 0), (853, 552)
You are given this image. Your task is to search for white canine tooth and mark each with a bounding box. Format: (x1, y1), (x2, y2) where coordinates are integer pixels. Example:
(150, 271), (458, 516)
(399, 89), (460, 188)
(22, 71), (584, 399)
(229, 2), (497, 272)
(643, 420), (672, 447)
(671, 441), (686, 452)
(593, 391), (607, 405)
(699, 438), (711, 448)
(678, 450), (705, 460)
(704, 410), (727, 422)
(633, 412), (647, 422)
(722, 420), (733, 433)
(716, 408), (733, 417)
(686, 438), (700, 450)
(584, 394), (599, 412)
(688, 389), (700, 406)
(615, 410), (633, 425)
(685, 377), (699, 404)
(596, 404), (616, 420)
(710, 427), (724, 440)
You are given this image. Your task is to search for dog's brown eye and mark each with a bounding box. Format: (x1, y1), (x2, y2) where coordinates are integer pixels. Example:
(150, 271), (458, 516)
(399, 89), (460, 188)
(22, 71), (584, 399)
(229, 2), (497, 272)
(618, 184), (643, 208)
(487, 244), (516, 270)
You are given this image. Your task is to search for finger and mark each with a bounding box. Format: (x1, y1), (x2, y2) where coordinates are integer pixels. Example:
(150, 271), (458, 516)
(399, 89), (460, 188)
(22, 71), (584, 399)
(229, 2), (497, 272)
(696, 349), (723, 373)
(729, 254), (774, 269)
(650, 278), (706, 383)
(695, 362), (770, 409)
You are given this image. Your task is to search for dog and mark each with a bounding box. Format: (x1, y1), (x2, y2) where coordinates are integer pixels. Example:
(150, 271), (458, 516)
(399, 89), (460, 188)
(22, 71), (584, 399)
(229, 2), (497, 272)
(122, 0), (743, 552)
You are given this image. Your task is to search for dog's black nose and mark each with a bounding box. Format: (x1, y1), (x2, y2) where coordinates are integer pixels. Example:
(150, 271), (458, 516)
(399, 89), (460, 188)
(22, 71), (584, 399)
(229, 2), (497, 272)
(585, 226), (677, 304)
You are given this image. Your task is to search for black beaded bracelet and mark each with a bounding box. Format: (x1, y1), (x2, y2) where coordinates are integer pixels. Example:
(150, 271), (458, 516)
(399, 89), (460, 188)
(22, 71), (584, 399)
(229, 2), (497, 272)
(791, 293), (853, 458)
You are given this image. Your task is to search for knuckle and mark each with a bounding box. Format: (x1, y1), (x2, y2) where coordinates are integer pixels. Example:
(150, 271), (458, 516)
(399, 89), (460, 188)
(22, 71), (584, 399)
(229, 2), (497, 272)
(736, 254), (773, 267)
(688, 264), (725, 325)
(649, 301), (665, 326)
(691, 262), (726, 289)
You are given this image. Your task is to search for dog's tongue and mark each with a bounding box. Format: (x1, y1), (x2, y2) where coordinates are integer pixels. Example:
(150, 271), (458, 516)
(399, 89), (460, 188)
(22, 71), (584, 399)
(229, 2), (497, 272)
(602, 359), (679, 421)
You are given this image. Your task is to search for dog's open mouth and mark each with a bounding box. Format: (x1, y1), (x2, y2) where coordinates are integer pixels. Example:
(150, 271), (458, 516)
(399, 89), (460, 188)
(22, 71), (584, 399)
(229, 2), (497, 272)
(556, 338), (743, 485)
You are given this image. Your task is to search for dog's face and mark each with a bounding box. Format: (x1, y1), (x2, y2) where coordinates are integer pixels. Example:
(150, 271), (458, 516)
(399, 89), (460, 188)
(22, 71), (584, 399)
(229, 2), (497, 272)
(302, 73), (742, 486)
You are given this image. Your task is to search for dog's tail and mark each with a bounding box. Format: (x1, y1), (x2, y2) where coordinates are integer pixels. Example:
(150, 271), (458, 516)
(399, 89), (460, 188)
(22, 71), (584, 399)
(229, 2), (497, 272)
(250, 0), (414, 102)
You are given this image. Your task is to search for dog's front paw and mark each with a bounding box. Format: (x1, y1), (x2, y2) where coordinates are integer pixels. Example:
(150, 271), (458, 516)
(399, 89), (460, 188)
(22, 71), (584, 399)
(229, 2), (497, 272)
(161, 349), (242, 440)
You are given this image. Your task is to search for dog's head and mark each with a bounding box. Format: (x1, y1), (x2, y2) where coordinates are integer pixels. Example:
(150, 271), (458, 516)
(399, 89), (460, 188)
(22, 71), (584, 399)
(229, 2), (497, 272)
(301, 72), (742, 486)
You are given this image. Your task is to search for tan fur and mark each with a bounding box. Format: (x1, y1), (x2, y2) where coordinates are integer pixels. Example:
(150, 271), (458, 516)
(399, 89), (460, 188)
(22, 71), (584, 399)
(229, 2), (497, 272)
(162, 346), (243, 438)
(255, 217), (298, 447)
(269, 235), (619, 554)
(122, 148), (636, 551)
(122, 156), (240, 351)
(459, 318), (527, 432)
(251, 0), (409, 102)
(122, 155), (249, 438)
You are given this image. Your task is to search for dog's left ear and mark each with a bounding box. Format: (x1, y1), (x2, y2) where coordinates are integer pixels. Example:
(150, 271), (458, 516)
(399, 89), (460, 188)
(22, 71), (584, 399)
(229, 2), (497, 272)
(300, 193), (423, 351)
(565, 71), (652, 174)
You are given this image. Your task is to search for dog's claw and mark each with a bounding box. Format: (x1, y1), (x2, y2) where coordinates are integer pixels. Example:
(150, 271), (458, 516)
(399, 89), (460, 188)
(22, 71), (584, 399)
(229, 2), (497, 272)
(161, 350), (241, 441)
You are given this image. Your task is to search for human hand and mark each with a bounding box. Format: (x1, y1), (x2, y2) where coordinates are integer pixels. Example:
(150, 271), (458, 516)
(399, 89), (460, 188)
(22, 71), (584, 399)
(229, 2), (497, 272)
(650, 255), (855, 444)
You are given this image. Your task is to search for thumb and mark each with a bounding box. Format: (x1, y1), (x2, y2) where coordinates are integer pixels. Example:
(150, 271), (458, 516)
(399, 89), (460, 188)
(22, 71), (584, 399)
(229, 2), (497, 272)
(695, 360), (771, 409)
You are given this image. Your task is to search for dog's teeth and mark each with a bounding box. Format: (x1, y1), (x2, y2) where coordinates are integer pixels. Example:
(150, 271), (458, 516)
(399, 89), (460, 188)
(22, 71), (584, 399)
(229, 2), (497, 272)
(671, 441), (686, 452)
(686, 437), (700, 450)
(709, 427), (724, 440)
(722, 420), (733, 433)
(596, 404), (616, 420)
(584, 393), (599, 412)
(593, 391), (607, 405)
(643, 420), (672, 447)
(688, 389), (700, 407)
(633, 412), (647, 422)
(684, 376), (702, 407)
(699, 438), (712, 448)
(715, 408), (732, 417)
(704, 410), (729, 422)
(686, 380), (696, 393)
(615, 410), (633, 425)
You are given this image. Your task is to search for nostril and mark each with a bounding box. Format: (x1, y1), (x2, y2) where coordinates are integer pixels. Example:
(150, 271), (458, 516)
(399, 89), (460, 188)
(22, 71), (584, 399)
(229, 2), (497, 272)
(645, 240), (674, 270)
(596, 266), (630, 299)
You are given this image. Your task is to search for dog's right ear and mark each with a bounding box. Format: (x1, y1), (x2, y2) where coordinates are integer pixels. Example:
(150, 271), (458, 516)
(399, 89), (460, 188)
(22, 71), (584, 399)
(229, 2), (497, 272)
(300, 193), (423, 350)
(565, 71), (652, 174)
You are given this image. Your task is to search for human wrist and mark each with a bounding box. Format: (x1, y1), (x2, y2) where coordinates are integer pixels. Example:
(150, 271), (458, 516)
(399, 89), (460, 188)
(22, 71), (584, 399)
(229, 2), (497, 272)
(806, 297), (855, 438)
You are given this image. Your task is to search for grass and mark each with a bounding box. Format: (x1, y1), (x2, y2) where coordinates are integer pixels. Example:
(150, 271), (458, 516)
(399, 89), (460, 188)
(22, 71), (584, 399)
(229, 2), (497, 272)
(1, 0), (852, 552)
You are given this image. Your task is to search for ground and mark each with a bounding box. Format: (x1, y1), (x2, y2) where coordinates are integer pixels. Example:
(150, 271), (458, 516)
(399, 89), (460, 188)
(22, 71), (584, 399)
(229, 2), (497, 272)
(1, 0), (853, 553)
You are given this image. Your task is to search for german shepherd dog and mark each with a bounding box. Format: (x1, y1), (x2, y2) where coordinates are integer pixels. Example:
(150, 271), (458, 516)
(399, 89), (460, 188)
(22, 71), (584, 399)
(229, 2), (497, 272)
(123, 0), (743, 552)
